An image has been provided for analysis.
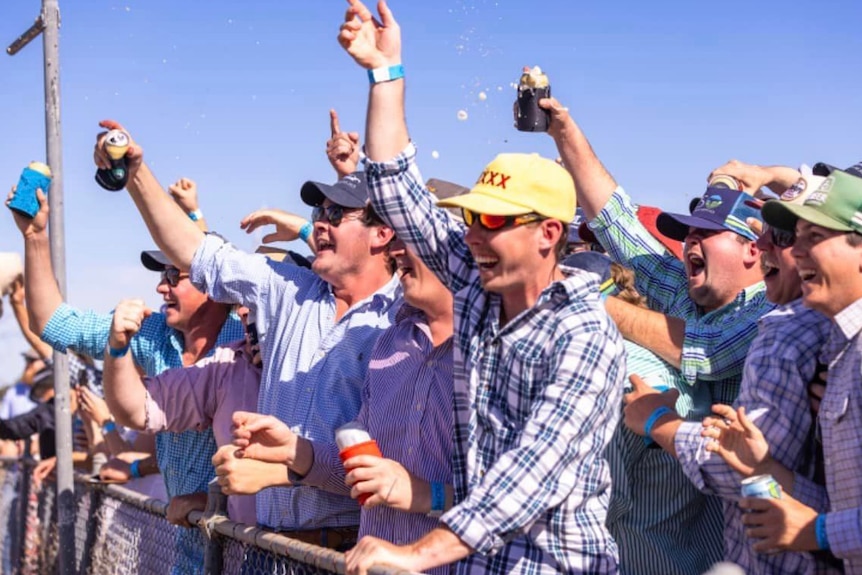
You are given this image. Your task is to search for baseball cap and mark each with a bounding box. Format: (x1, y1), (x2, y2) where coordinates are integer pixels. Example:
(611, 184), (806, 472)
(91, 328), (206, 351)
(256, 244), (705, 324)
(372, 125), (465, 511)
(657, 187), (762, 242)
(300, 171), (369, 209)
(812, 161), (862, 180)
(436, 153), (575, 222)
(762, 170), (862, 234)
(140, 250), (173, 272)
(427, 178), (469, 221)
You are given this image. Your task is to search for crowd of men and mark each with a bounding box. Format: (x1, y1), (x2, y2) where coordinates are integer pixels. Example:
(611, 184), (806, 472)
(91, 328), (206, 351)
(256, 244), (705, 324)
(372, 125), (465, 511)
(2, 0), (861, 573)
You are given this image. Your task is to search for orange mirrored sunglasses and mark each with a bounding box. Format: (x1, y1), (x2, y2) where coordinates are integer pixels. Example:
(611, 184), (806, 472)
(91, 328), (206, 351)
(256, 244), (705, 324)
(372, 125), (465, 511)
(461, 209), (543, 231)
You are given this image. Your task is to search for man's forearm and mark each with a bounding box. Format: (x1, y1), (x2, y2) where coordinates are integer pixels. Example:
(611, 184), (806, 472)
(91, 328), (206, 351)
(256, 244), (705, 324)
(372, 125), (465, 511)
(763, 166), (804, 196)
(10, 299), (53, 359)
(103, 353), (148, 429)
(23, 233), (63, 336)
(407, 526), (472, 573)
(605, 296), (684, 368)
(364, 78), (409, 163)
(125, 162), (204, 270)
(551, 119), (617, 220)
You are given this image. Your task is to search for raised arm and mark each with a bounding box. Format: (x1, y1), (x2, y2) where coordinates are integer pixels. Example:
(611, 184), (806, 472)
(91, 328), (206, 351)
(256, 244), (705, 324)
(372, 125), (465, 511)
(541, 99), (618, 219)
(6, 189), (63, 336)
(93, 120), (203, 270)
(8, 277), (53, 358)
(102, 299), (152, 429)
(168, 177), (208, 232)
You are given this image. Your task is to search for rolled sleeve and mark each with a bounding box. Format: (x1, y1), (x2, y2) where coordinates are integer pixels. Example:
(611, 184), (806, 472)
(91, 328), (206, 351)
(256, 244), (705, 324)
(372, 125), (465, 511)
(41, 303), (112, 357)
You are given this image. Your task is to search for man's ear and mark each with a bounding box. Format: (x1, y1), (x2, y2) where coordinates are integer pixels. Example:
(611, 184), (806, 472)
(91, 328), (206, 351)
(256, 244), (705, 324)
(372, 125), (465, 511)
(370, 224), (395, 249)
(539, 219), (564, 252)
(743, 237), (762, 267)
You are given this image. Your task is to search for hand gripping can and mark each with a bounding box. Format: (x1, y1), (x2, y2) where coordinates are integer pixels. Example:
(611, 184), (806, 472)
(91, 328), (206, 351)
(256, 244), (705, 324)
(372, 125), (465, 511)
(9, 161), (52, 218)
(740, 474), (782, 499)
(335, 421), (382, 505)
(514, 66), (551, 132)
(708, 174), (742, 191)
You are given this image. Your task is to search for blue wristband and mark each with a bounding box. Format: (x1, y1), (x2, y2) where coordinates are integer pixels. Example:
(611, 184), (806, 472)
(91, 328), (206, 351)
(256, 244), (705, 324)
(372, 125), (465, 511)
(101, 420), (117, 434)
(428, 482), (445, 518)
(368, 64), (404, 84)
(643, 406), (673, 446)
(129, 459), (142, 479)
(108, 343), (130, 358)
(298, 221), (313, 243)
(815, 514), (830, 551)
(188, 209), (203, 222)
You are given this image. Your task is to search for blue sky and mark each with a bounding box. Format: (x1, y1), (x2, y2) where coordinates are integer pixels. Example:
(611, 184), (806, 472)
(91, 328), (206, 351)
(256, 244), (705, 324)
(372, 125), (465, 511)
(0, 0), (860, 384)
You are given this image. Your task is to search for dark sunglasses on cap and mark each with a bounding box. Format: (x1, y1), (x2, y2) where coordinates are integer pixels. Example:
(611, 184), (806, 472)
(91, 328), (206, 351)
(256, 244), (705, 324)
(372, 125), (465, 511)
(461, 209), (543, 231)
(311, 204), (364, 228)
(763, 223), (795, 249)
(161, 268), (190, 287)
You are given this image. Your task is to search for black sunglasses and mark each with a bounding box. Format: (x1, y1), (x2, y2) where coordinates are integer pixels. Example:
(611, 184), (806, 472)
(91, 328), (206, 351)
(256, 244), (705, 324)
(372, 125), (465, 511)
(311, 204), (363, 228)
(161, 268), (190, 287)
(764, 224), (795, 249)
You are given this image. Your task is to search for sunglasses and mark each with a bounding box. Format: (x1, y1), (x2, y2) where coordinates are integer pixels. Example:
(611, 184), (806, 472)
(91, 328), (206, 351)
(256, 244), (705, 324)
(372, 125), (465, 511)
(461, 209), (543, 231)
(311, 204), (363, 228)
(161, 268), (190, 287)
(764, 224), (795, 249)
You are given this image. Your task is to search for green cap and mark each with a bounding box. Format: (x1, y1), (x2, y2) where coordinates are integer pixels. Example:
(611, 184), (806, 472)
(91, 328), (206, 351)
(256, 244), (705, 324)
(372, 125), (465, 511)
(762, 170), (862, 233)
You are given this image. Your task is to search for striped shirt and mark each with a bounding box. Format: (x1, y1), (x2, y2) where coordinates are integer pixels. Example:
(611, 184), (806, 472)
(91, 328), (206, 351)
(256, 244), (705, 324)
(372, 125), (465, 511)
(588, 187), (775, 403)
(42, 303), (243, 575)
(300, 304), (453, 575)
(606, 341), (723, 575)
(190, 236), (402, 530)
(791, 297), (862, 574)
(674, 299), (838, 574)
(366, 143), (625, 575)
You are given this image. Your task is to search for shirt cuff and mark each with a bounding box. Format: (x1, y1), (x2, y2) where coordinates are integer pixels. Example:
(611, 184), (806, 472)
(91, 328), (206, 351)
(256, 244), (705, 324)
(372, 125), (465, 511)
(674, 421), (710, 492)
(363, 141), (417, 178)
(441, 502), (504, 555)
(825, 508), (862, 559)
(587, 185), (635, 233)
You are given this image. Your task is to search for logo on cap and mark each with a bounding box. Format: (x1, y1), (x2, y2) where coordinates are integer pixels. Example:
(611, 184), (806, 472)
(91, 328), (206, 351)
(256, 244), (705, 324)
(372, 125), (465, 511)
(701, 195), (723, 211)
(806, 176), (834, 207)
(476, 170), (511, 189)
(780, 178), (807, 202)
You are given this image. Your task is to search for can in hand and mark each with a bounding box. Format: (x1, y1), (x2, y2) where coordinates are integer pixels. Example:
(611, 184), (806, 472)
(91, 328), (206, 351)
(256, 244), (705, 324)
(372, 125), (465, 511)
(740, 474), (782, 499)
(9, 162), (52, 219)
(514, 66), (551, 132)
(335, 421), (383, 505)
(708, 174), (742, 190)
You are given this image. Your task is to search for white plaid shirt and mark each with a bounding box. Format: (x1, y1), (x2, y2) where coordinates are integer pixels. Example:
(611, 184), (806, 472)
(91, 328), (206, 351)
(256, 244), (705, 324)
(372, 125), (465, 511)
(366, 143), (625, 574)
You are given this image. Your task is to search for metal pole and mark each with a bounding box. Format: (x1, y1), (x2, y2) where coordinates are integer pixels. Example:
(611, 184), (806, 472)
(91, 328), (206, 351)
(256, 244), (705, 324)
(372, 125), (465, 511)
(42, 1), (74, 573)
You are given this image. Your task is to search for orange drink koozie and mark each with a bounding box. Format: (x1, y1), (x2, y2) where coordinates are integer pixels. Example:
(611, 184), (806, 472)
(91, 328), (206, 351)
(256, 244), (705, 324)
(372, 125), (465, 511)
(335, 422), (383, 505)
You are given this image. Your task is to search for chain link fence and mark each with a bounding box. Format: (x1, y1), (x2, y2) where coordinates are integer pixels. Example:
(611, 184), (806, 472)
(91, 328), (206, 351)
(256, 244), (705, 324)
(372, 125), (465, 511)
(0, 457), (418, 575)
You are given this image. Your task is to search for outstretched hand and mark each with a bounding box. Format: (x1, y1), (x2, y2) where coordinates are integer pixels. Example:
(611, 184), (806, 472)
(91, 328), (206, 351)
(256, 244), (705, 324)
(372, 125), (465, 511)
(240, 209), (310, 245)
(701, 404), (772, 476)
(7, 186), (49, 239)
(93, 120), (143, 178)
(327, 109), (361, 178)
(337, 0), (401, 70)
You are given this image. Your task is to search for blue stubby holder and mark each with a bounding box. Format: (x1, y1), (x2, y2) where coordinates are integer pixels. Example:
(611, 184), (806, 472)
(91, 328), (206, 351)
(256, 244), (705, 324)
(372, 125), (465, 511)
(9, 167), (51, 219)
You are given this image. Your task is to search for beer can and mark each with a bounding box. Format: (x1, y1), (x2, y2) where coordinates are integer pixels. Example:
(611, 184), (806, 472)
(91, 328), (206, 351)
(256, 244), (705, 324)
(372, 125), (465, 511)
(740, 474), (782, 499)
(708, 174), (742, 190)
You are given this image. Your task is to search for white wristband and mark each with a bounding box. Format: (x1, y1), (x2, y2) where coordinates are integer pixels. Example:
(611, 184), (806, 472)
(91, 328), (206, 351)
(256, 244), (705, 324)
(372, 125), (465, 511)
(368, 64), (404, 84)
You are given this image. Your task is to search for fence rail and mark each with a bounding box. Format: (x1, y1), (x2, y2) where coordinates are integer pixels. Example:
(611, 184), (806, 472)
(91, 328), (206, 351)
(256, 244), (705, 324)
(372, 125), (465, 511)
(0, 457), (418, 575)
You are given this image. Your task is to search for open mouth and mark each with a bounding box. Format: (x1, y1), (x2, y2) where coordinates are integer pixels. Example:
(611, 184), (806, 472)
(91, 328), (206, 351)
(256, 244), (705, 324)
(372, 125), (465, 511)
(687, 253), (705, 277)
(474, 255), (499, 271)
(799, 268), (817, 283)
(762, 259), (779, 279)
(316, 239), (335, 252)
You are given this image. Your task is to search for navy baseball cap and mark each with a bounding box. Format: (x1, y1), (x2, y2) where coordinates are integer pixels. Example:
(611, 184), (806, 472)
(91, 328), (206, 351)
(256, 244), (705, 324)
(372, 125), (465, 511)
(657, 187), (762, 242)
(812, 161), (862, 179)
(300, 171), (370, 209)
(140, 250), (172, 271)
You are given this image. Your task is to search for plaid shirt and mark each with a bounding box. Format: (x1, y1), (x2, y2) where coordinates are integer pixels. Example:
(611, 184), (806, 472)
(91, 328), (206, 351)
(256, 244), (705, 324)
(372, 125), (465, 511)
(588, 188), (775, 403)
(42, 303), (243, 575)
(675, 299), (838, 574)
(799, 297), (862, 574)
(366, 143), (625, 575)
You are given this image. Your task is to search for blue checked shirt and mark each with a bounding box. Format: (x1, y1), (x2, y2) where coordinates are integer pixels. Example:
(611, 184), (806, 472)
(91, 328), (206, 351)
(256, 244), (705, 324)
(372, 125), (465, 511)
(190, 235), (402, 530)
(366, 143), (625, 575)
(588, 188), (775, 402)
(42, 303), (243, 575)
(789, 297), (862, 574)
(674, 299), (838, 574)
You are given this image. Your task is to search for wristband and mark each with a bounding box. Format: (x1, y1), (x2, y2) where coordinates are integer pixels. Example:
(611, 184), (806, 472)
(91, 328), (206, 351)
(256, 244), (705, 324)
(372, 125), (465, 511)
(101, 420), (117, 435)
(428, 482), (445, 518)
(815, 514), (830, 551)
(643, 406), (673, 446)
(188, 209), (203, 222)
(129, 459), (142, 479)
(298, 221), (313, 243)
(108, 343), (130, 358)
(368, 64), (404, 84)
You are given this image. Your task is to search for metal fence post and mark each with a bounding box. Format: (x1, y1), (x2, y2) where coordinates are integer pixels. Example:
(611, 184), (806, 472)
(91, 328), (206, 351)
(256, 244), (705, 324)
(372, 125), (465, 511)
(200, 478), (228, 575)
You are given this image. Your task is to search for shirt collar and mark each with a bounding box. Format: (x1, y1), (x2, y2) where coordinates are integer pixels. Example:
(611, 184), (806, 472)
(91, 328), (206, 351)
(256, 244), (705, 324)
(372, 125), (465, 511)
(833, 297), (862, 341)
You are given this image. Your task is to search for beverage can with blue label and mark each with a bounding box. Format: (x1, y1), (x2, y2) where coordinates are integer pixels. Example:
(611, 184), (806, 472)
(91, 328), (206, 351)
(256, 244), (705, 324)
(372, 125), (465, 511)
(740, 474), (782, 499)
